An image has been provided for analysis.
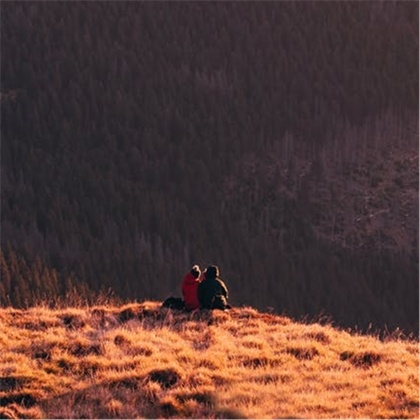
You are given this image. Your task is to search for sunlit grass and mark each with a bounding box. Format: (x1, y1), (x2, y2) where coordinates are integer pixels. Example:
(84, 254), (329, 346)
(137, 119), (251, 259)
(0, 301), (418, 418)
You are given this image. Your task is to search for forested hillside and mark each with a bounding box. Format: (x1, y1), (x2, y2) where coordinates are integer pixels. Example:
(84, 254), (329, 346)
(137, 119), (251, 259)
(1, 1), (418, 332)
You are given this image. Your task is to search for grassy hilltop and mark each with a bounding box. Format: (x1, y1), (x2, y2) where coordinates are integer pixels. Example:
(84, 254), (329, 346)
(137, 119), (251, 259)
(0, 302), (418, 419)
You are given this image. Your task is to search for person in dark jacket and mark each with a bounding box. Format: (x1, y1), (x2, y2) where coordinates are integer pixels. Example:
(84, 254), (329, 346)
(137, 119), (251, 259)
(182, 265), (201, 311)
(197, 265), (229, 310)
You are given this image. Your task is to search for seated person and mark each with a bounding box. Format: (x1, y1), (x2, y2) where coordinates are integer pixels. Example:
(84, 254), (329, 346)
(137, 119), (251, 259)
(197, 265), (229, 310)
(181, 265), (201, 310)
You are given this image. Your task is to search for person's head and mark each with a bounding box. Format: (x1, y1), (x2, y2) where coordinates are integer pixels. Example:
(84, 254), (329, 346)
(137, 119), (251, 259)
(206, 265), (219, 278)
(191, 265), (201, 278)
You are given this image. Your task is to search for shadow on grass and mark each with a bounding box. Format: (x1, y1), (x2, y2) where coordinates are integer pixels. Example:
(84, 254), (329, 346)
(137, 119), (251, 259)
(37, 371), (247, 419)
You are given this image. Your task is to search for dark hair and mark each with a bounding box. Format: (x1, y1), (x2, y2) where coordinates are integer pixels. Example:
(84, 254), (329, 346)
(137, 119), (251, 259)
(206, 265), (219, 278)
(191, 265), (201, 278)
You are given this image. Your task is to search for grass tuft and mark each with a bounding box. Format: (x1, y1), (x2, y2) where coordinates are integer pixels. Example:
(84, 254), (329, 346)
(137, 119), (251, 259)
(60, 314), (86, 330)
(0, 392), (39, 408)
(340, 351), (382, 368)
(68, 342), (103, 357)
(0, 377), (28, 392)
(286, 346), (320, 360)
(148, 368), (181, 389)
(0, 406), (17, 419)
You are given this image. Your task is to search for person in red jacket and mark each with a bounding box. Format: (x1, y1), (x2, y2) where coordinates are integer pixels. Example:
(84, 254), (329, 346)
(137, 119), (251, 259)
(182, 265), (202, 311)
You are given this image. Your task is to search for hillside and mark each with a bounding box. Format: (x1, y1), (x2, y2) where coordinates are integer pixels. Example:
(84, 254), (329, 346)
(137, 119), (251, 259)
(1, 1), (418, 334)
(0, 302), (418, 419)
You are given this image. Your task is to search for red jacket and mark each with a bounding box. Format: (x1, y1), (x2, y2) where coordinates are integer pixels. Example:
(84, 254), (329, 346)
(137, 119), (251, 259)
(182, 273), (200, 310)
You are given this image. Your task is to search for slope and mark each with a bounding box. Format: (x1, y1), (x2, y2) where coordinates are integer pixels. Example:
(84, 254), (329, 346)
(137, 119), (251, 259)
(1, 1), (419, 333)
(0, 302), (418, 419)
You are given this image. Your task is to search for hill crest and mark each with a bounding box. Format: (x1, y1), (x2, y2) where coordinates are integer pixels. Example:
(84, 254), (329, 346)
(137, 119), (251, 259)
(0, 301), (418, 419)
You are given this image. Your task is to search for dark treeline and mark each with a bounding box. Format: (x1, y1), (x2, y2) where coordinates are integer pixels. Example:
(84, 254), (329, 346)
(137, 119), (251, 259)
(0, 246), (93, 308)
(1, 2), (418, 332)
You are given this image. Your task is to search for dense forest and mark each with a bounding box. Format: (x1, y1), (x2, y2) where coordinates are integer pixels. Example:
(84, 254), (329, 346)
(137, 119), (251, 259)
(1, 1), (418, 333)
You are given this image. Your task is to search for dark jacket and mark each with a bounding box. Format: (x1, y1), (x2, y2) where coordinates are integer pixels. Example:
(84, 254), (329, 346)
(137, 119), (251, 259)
(197, 275), (229, 309)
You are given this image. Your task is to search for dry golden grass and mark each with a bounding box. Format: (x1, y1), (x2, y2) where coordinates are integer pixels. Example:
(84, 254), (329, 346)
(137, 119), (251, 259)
(0, 302), (418, 419)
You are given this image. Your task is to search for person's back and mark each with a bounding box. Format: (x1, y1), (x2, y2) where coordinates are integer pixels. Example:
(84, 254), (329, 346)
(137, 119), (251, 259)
(182, 265), (201, 311)
(197, 265), (229, 310)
